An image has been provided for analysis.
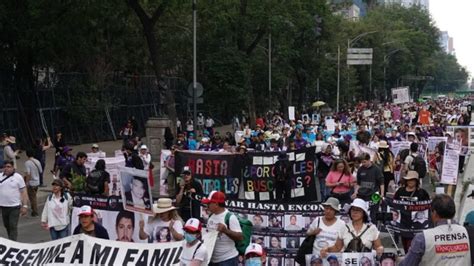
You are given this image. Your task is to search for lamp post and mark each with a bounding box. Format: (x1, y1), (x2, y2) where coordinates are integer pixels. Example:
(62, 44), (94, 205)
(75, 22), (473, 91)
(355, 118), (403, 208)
(192, 0), (197, 127)
(346, 31), (377, 105)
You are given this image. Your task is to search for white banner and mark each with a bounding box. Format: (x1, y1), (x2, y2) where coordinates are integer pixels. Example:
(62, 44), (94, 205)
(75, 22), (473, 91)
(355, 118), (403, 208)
(159, 150), (172, 196)
(85, 156), (125, 197)
(392, 87), (410, 104)
(440, 143), (460, 185)
(288, 106), (295, 121)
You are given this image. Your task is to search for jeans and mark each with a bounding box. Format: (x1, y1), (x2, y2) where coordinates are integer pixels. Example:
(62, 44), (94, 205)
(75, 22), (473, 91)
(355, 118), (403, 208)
(50, 225), (70, 240)
(27, 186), (39, 215)
(209, 256), (239, 266)
(1, 206), (20, 240)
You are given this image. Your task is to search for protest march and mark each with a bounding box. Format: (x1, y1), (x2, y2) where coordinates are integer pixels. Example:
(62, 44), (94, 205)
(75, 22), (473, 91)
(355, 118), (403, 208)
(2, 95), (474, 266)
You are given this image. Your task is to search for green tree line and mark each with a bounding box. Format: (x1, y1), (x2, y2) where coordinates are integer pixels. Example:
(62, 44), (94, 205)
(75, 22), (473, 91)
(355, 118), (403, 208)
(0, 1), (468, 126)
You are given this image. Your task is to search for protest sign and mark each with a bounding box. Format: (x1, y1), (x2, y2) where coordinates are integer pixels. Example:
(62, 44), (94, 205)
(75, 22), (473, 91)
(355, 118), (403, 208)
(84, 156), (125, 197)
(120, 167), (153, 215)
(427, 137), (447, 154)
(392, 87), (410, 104)
(389, 141), (426, 159)
(349, 141), (377, 160)
(446, 126), (471, 155)
(174, 150), (242, 198)
(288, 106), (295, 120)
(384, 198), (432, 237)
(440, 143), (460, 185)
(243, 147), (317, 201)
(325, 119), (336, 132)
(159, 149), (172, 196)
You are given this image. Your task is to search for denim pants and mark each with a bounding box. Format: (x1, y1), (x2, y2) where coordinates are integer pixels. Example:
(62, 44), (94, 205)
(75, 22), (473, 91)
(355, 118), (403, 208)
(209, 256), (239, 266)
(1, 206), (20, 240)
(50, 225), (70, 240)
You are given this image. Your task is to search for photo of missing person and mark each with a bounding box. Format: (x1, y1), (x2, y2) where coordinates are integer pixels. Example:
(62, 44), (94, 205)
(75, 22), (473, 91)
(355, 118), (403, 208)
(268, 257), (282, 266)
(306, 255), (324, 266)
(412, 210), (430, 229)
(284, 214), (303, 231)
(269, 236), (283, 249)
(269, 214), (283, 228)
(390, 209), (401, 227)
(251, 235), (267, 249)
(249, 214), (268, 230)
(121, 169), (153, 214)
(326, 253), (342, 266)
(284, 258), (295, 266)
(115, 210), (135, 242)
(286, 237), (300, 249)
(153, 226), (171, 242)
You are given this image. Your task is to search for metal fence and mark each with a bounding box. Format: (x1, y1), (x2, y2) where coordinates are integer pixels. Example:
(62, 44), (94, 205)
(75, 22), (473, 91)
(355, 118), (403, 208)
(0, 70), (188, 147)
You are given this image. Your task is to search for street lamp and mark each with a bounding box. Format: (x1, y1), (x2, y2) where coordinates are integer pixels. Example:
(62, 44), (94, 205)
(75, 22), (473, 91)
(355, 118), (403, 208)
(345, 31), (378, 109)
(383, 49), (401, 100)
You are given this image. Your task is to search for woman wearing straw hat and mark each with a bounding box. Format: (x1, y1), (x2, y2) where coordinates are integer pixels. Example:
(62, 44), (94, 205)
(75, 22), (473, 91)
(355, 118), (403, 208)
(320, 198), (383, 257)
(139, 198), (184, 243)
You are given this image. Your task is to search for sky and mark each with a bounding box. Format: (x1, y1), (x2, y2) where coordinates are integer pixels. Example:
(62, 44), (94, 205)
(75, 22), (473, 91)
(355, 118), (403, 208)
(429, 0), (474, 79)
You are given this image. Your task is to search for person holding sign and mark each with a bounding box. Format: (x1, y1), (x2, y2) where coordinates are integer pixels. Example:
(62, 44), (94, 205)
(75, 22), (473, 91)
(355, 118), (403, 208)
(139, 198), (184, 243)
(307, 197), (346, 256)
(320, 199), (383, 257)
(179, 218), (208, 266)
(398, 194), (471, 266)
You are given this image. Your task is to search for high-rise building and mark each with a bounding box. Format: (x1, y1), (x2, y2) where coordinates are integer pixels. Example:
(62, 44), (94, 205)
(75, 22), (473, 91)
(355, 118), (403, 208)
(448, 37), (455, 55)
(439, 31), (449, 53)
(329, 0), (366, 20)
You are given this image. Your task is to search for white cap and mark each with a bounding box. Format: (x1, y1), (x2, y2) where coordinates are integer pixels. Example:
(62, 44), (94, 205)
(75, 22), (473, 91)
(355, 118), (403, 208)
(245, 243), (263, 256)
(92, 143), (99, 148)
(78, 205), (93, 216)
(140, 145), (148, 150)
(184, 218), (202, 232)
(350, 198), (369, 216)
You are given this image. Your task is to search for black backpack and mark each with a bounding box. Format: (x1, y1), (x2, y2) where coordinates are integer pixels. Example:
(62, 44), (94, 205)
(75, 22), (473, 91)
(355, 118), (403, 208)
(410, 155), (427, 179)
(86, 170), (104, 194)
(344, 224), (372, 252)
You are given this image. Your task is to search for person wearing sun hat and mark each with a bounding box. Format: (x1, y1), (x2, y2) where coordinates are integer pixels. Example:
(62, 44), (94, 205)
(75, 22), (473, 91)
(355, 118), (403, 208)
(321, 198), (383, 257)
(244, 243), (266, 266)
(179, 218), (209, 266)
(138, 198), (184, 243)
(203, 190), (243, 265)
(307, 197), (346, 256)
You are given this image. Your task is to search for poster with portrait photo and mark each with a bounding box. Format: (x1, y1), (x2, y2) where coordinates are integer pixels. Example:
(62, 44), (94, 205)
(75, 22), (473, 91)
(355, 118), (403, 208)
(284, 214), (304, 231)
(268, 214), (284, 230)
(248, 214), (268, 232)
(251, 235), (268, 250)
(286, 237), (300, 249)
(267, 256), (283, 266)
(268, 236), (284, 250)
(120, 167), (153, 215)
(412, 210), (430, 229)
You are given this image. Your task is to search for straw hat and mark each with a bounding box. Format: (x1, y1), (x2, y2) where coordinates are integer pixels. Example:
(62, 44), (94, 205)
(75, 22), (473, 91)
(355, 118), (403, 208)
(152, 198), (178, 214)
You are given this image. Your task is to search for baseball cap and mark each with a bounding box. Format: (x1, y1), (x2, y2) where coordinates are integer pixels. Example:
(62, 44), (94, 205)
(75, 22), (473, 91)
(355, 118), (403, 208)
(245, 243), (263, 256)
(184, 218), (202, 233)
(78, 205), (93, 216)
(92, 144), (99, 148)
(140, 144), (148, 150)
(201, 191), (226, 204)
(182, 166), (191, 174)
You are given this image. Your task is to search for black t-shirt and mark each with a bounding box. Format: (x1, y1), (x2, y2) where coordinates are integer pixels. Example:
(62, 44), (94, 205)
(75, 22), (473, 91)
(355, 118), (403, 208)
(60, 161), (87, 181)
(357, 164), (384, 196)
(86, 170), (111, 194)
(394, 187), (431, 237)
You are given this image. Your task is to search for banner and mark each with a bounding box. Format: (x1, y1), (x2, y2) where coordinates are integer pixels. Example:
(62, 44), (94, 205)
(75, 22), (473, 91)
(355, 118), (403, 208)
(349, 141), (377, 160)
(243, 147), (317, 201)
(305, 252), (375, 266)
(389, 141), (427, 159)
(392, 87), (410, 104)
(446, 126), (470, 155)
(440, 142), (460, 185)
(384, 198), (432, 237)
(174, 150), (242, 198)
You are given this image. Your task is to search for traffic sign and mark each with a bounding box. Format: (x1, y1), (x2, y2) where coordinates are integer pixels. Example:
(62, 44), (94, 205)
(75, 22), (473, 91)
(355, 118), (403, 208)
(347, 47), (373, 65)
(187, 82), (204, 97)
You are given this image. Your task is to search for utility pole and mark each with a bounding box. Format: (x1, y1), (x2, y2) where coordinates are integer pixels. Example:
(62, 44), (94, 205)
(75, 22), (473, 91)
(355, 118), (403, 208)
(337, 45), (340, 112)
(269, 33), (272, 110)
(192, 0), (197, 127)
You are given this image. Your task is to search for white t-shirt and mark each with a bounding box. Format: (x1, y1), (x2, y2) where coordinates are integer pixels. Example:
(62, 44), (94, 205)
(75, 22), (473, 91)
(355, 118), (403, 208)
(180, 240), (208, 266)
(308, 217), (346, 255)
(145, 218), (184, 243)
(205, 118), (214, 128)
(338, 223), (379, 250)
(0, 172), (26, 207)
(25, 158), (43, 186)
(207, 210), (242, 263)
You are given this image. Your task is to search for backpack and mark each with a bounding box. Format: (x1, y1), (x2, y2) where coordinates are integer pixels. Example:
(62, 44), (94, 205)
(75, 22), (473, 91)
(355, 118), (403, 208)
(224, 212), (253, 255)
(86, 170), (104, 194)
(399, 149), (410, 162)
(48, 191), (70, 201)
(295, 218), (319, 265)
(410, 155), (427, 179)
(344, 224), (372, 252)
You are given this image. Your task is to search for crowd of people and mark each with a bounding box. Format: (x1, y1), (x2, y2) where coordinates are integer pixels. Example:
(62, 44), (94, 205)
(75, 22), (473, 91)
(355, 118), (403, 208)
(1, 97), (474, 265)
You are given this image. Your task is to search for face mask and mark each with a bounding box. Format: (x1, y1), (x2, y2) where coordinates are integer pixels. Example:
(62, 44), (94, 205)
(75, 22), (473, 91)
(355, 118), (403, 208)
(184, 232), (197, 243)
(245, 257), (262, 266)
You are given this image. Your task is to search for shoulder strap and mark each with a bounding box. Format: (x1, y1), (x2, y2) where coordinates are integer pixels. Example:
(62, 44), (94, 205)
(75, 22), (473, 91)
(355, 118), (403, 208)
(358, 224), (371, 238)
(192, 241), (203, 259)
(345, 224), (357, 238)
(331, 172), (345, 193)
(317, 217), (320, 228)
(224, 212), (233, 228)
(0, 172), (15, 184)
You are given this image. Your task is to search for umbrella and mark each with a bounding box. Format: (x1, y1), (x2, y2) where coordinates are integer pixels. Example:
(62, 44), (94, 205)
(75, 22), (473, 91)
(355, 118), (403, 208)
(312, 101), (326, 107)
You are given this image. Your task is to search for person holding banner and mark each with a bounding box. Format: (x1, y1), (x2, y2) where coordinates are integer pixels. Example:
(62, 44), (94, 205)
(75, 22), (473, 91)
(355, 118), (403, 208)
(139, 198), (184, 243)
(393, 171), (430, 253)
(180, 218), (209, 266)
(176, 166), (203, 221)
(41, 179), (72, 240)
(399, 194), (471, 266)
(320, 199), (384, 257)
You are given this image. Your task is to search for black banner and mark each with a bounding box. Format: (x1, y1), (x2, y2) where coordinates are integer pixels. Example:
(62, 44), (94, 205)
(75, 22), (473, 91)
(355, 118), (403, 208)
(383, 198), (432, 237)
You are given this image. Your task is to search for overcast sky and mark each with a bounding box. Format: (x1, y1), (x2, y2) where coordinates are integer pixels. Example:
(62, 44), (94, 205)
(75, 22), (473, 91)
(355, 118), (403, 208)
(429, 0), (473, 79)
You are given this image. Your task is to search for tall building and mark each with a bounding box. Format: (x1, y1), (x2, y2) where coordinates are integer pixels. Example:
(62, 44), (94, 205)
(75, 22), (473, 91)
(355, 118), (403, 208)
(448, 37), (455, 55)
(439, 31), (449, 53)
(380, 0), (429, 9)
(329, 0), (366, 20)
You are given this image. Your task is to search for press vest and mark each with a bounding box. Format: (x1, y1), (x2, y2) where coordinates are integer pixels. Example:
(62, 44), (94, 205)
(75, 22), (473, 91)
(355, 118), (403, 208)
(420, 222), (471, 266)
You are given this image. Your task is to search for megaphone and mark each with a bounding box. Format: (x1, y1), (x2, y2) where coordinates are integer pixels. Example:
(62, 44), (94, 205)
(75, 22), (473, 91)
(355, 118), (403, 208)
(371, 192), (382, 204)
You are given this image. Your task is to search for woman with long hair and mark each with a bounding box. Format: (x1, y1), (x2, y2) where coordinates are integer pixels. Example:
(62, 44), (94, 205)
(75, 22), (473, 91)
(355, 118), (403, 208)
(325, 159), (356, 205)
(139, 198), (184, 243)
(375, 141), (395, 196)
(41, 179), (72, 240)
